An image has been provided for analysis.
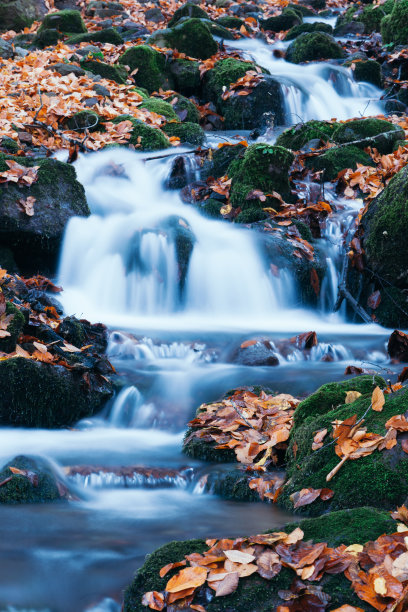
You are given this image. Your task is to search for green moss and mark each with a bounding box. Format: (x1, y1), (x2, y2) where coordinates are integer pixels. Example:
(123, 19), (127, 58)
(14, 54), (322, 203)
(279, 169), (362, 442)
(139, 98), (178, 121)
(332, 118), (404, 154)
(281, 389), (408, 515)
(201, 199), (222, 218)
(203, 58), (257, 102)
(58, 316), (86, 347)
(287, 4), (315, 17)
(381, 0), (408, 45)
(0, 357), (112, 428)
(168, 2), (208, 27)
(183, 429), (237, 462)
(165, 94), (200, 123)
(149, 18), (218, 60)
(235, 208), (269, 224)
(286, 32), (344, 64)
(276, 120), (336, 150)
(0, 137), (19, 154)
(261, 9), (301, 32)
(216, 16), (244, 29)
(305, 145), (375, 181)
(38, 9), (87, 34)
(0, 456), (63, 504)
(210, 143), (246, 177)
(169, 58), (201, 96)
(67, 27), (123, 45)
(293, 375), (386, 426)
(360, 2), (393, 34)
(0, 0), (43, 32)
(132, 86), (149, 99)
(112, 115), (170, 150)
(80, 59), (127, 84)
(229, 144), (295, 208)
(65, 110), (100, 132)
(353, 60), (382, 88)
(32, 28), (60, 49)
(118, 45), (171, 93)
(0, 302), (25, 354)
(285, 21), (333, 41)
(162, 121), (205, 145)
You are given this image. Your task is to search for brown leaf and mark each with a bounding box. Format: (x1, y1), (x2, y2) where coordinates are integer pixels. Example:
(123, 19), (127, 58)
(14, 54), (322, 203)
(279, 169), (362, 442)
(371, 386), (385, 412)
(345, 391), (362, 404)
(141, 591), (165, 611)
(223, 549), (255, 564)
(310, 268), (320, 297)
(215, 571), (239, 597)
(18, 196), (36, 216)
(0, 292), (5, 317)
(367, 290), (381, 310)
(256, 550), (282, 579)
(290, 488), (321, 508)
(166, 566), (207, 593)
(159, 560), (187, 578)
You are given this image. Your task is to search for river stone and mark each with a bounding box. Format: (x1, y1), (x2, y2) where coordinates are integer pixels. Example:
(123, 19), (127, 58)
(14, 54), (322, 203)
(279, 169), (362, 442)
(0, 357), (112, 428)
(286, 31), (344, 64)
(0, 156), (89, 272)
(0, 456), (69, 504)
(148, 18), (218, 60)
(0, 38), (13, 58)
(0, 0), (48, 32)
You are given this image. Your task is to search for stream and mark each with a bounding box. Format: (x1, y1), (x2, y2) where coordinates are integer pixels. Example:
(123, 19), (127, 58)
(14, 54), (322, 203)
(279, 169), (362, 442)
(0, 35), (394, 612)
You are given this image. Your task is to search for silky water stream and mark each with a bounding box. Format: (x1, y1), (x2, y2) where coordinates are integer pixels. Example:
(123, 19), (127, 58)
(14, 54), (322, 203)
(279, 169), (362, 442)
(0, 40), (394, 612)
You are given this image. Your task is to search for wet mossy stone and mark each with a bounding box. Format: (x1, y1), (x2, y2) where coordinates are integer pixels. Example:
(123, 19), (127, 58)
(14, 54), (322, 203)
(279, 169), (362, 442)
(65, 110), (100, 132)
(139, 98), (178, 121)
(38, 9), (87, 34)
(80, 59), (127, 84)
(112, 115), (170, 150)
(210, 143), (246, 178)
(304, 145), (375, 181)
(0, 0), (48, 33)
(229, 144), (295, 208)
(359, 2), (394, 34)
(131, 86), (149, 99)
(281, 387), (408, 515)
(207, 21), (236, 41)
(67, 27), (123, 45)
(0, 136), (19, 154)
(276, 120), (337, 151)
(293, 374), (386, 426)
(202, 57), (258, 103)
(165, 94), (200, 123)
(148, 18), (218, 60)
(287, 4), (315, 17)
(0, 357), (112, 428)
(162, 122), (205, 146)
(216, 15), (244, 29)
(118, 45), (172, 94)
(332, 118), (404, 154)
(124, 508), (394, 612)
(32, 27), (60, 48)
(286, 32), (344, 64)
(201, 199), (223, 218)
(261, 9), (301, 32)
(0, 302), (25, 354)
(168, 58), (201, 96)
(0, 456), (64, 504)
(285, 21), (333, 41)
(168, 2), (208, 27)
(235, 208), (268, 224)
(0, 155), (89, 271)
(381, 0), (408, 45)
(353, 59), (382, 88)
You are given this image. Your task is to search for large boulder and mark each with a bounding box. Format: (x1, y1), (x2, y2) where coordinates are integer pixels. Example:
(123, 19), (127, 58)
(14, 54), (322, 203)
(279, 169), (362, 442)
(0, 0), (48, 32)
(37, 9), (87, 35)
(0, 455), (70, 504)
(261, 8), (301, 32)
(286, 32), (344, 64)
(304, 145), (375, 180)
(0, 357), (112, 428)
(0, 156), (89, 272)
(276, 119), (337, 151)
(285, 21), (332, 40)
(162, 122), (205, 146)
(332, 118), (404, 154)
(148, 18), (218, 60)
(118, 45), (174, 93)
(168, 1), (208, 26)
(112, 115), (170, 150)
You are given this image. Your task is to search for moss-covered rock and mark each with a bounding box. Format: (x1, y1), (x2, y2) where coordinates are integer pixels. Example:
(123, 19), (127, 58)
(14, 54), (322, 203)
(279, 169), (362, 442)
(261, 9), (301, 32)
(305, 145), (375, 181)
(332, 118), (404, 154)
(0, 136), (19, 154)
(65, 110), (101, 132)
(285, 21), (333, 40)
(168, 58), (201, 96)
(293, 375), (386, 426)
(38, 9), (87, 35)
(216, 15), (244, 29)
(0, 301), (25, 354)
(0, 155), (89, 271)
(165, 93), (200, 123)
(80, 59), (127, 84)
(67, 27), (123, 45)
(112, 115), (170, 150)
(124, 507), (396, 612)
(335, 1), (393, 35)
(281, 387), (408, 515)
(223, 76), (285, 130)
(118, 45), (173, 94)
(32, 27), (60, 48)
(235, 208), (269, 224)
(168, 2), (208, 27)
(201, 199), (223, 218)
(286, 32), (344, 64)
(0, 0), (48, 32)
(162, 121), (205, 145)
(202, 57), (258, 103)
(0, 357), (112, 428)
(149, 18), (218, 60)
(0, 456), (66, 504)
(381, 0), (408, 45)
(229, 144), (294, 208)
(352, 59), (382, 88)
(287, 4), (316, 17)
(139, 98), (178, 121)
(276, 120), (337, 151)
(210, 143), (246, 178)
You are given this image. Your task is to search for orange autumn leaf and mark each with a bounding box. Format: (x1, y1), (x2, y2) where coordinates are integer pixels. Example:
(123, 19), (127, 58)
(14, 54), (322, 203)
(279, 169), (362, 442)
(166, 566), (208, 593)
(371, 386), (385, 412)
(141, 591), (165, 611)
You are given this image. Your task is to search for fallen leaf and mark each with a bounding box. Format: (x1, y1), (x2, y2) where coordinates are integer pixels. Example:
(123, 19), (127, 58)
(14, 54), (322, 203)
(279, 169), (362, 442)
(371, 386), (385, 412)
(215, 572), (239, 597)
(166, 566), (207, 593)
(345, 391), (362, 404)
(141, 591), (165, 611)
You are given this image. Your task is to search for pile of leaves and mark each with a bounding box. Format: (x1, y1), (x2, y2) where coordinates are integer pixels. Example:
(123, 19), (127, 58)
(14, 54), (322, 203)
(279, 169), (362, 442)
(185, 388), (299, 466)
(142, 508), (408, 611)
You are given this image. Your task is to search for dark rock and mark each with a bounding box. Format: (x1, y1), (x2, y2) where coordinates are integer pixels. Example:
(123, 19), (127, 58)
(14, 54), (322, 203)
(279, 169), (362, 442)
(388, 330), (408, 362)
(38, 9), (87, 34)
(304, 145), (375, 181)
(0, 456), (69, 504)
(80, 59), (128, 84)
(0, 38), (14, 58)
(168, 2), (208, 27)
(66, 27), (124, 45)
(118, 45), (173, 93)
(286, 32), (344, 64)
(144, 7), (165, 22)
(112, 115), (169, 150)
(148, 18), (218, 60)
(46, 62), (86, 77)
(285, 21), (332, 41)
(230, 339), (280, 366)
(0, 0), (48, 33)
(332, 118), (404, 154)
(162, 122), (205, 146)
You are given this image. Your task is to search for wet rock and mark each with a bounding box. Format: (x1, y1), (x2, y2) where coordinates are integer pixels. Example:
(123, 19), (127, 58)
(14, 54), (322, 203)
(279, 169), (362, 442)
(165, 93), (200, 123)
(332, 118), (404, 155)
(80, 59), (127, 84)
(168, 1), (209, 26)
(381, 0), (408, 45)
(285, 21), (332, 41)
(0, 156), (89, 272)
(111, 114), (170, 150)
(118, 45), (174, 93)
(352, 59), (382, 88)
(166, 156), (192, 189)
(261, 9), (301, 32)
(202, 57), (259, 103)
(286, 32), (344, 64)
(148, 18), (218, 60)
(67, 27), (124, 45)
(0, 0), (48, 33)
(280, 382), (408, 516)
(162, 121), (205, 146)
(0, 39), (14, 59)
(304, 145), (375, 181)
(222, 76), (284, 130)
(168, 58), (201, 96)
(202, 142), (246, 179)
(276, 120), (337, 151)
(0, 456), (70, 504)
(230, 339), (280, 366)
(0, 301), (25, 354)
(388, 330), (408, 362)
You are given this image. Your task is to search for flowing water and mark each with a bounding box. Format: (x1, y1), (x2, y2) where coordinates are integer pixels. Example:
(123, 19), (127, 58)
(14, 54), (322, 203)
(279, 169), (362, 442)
(0, 37), (395, 612)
